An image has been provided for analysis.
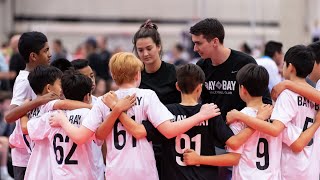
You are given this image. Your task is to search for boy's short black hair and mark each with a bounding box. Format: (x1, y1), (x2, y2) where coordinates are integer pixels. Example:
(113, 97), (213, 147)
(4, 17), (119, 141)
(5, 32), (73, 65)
(264, 41), (283, 58)
(308, 41), (320, 64)
(50, 58), (72, 72)
(284, 45), (314, 78)
(18, 31), (48, 63)
(236, 63), (269, 97)
(28, 65), (63, 95)
(61, 69), (92, 101)
(190, 18), (225, 44)
(71, 59), (89, 70)
(176, 64), (205, 94)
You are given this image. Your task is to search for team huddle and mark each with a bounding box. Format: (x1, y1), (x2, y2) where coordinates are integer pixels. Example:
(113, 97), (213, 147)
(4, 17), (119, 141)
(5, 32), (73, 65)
(6, 18), (320, 180)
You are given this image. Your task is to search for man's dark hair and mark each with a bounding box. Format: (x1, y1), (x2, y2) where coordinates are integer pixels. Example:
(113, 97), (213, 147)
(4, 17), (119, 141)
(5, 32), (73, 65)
(308, 41), (320, 64)
(50, 58), (72, 72)
(236, 64), (269, 97)
(176, 64), (205, 94)
(28, 65), (63, 95)
(284, 45), (314, 78)
(264, 41), (283, 58)
(18, 31), (48, 63)
(71, 59), (89, 70)
(61, 69), (92, 101)
(190, 18), (225, 44)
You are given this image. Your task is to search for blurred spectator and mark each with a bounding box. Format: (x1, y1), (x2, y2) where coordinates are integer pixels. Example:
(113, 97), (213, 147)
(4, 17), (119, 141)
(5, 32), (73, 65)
(51, 39), (70, 62)
(171, 43), (187, 66)
(312, 20), (320, 42)
(0, 91), (14, 180)
(255, 40), (283, 91)
(73, 44), (86, 60)
(96, 35), (111, 63)
(85, 37), (111, 81)
(239, 42), (252, 55)
(0, 52), (15, 91)
(306, 41), (320, 87)
(9, 35), (26, 89)
(92, 77), (107, 97)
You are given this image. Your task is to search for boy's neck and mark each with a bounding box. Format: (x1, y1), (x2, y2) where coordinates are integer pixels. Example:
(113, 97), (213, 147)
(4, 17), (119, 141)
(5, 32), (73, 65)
(245, 96), (264, 109)
(118, 82), (138, 89)
(180, 93), (198, 106)
(287, 75), (307, 85)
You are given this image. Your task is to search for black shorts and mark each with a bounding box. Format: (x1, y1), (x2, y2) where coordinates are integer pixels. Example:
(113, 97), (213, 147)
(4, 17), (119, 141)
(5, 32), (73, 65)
(13, 166), (26, 180)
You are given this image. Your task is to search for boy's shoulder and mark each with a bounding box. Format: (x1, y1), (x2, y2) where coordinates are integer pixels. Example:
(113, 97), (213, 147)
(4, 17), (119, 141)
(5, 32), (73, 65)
(240, 107), (258, 117)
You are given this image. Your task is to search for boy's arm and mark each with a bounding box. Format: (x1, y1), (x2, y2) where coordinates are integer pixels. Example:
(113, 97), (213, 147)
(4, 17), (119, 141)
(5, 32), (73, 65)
(95, 91), (136, 140)
(118, 113), (147, 139)
(226, 127), (255, 150)
(272, 80), (320, 103)
(156, 103), (221, 139)
(289, 113), (320, 153)
(183, 149), (241, 166)
(227, 109), (285, 137)
(21, 114), (29, 135)
(5, 92), (59, 123)
(49, 111), (94, 145)
(53, 99), (92, 110)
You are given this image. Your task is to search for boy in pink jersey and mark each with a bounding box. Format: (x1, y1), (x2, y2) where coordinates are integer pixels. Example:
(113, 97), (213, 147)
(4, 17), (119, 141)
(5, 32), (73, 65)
(49, 52), (221, 180)
(227, 45), (320, 180)
(27, 70), (97, 179)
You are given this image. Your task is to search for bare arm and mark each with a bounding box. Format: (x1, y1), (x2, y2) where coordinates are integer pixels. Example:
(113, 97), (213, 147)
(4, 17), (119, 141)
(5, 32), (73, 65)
(5, 92), (59, 123)
(96, 91), (136, 140)
(118, 113), (147, 139)
(53, 99), (92, 110)
(226, 127), (255, 150)
(272, 80), (320, 103)
(290, 113), (320, 153)
(183, 149), (241, 166)
(49, 111), (94, 145)
(21, 115), (29, 135)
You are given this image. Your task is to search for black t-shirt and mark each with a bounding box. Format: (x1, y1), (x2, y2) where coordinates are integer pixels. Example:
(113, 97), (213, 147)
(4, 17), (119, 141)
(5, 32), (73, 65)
(197, 49), (271, 120)
(143, 103), (234, 180)
(139, 61), (181, 105)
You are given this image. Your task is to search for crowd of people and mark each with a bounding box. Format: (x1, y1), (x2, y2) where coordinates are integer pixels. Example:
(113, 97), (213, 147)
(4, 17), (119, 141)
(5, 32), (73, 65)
(0, 17), (319, 180)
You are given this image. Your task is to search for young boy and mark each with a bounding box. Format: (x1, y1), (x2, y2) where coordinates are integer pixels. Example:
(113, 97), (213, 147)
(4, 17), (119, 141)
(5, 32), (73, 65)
(49, 52), (221, 180)
(107, 64), (259, 180)
(27, 70), (97, 179)
(227, 45), (320, 179)
(71, 58), (105, 180)
(4, 31), (52, 180)
(17, 66), (91, 180)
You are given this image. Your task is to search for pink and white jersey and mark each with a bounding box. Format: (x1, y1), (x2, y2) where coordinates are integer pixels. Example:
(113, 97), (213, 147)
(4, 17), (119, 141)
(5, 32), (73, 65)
(24, 100), (58, 180)
(91, 95), (105, 180)
(228, 107), (283, 180)
(82, 88), (174, 180)
(27, 108), (95, 180)
(9, 70), (36, 167)
(271, 89), (320, 180)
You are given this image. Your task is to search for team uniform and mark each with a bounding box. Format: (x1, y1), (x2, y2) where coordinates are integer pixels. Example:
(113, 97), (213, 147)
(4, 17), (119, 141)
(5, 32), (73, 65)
(9, 70), (36, 179)
(227, 107), (284, 180)
(271, 89), (320, 180)
(143, 103), (234, 180)
(82, 88), (174, 180)
(24, 100), (58, 180)
(27, 108), (96, 180)
(90, 95), (105, 180)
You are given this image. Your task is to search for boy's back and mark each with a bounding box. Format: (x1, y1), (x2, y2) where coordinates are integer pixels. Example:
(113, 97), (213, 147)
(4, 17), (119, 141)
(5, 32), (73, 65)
(28, 108), (95, 180)
(228, 107), (282, 180)
(158, 103), (233, 180)
(82, 88), (174, 180)
(271, 89), (320, 179)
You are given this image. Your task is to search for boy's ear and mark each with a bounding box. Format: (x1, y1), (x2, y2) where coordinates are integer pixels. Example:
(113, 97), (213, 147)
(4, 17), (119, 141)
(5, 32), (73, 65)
(195, 83), (202, 93)
(29, 52), (37, 62)
(44, 84), (51, 93)
(288, 63), (296, 74)
(83, 93), (91, 104)
(175, 82), (181, 92)
(240, 85), (247, 95)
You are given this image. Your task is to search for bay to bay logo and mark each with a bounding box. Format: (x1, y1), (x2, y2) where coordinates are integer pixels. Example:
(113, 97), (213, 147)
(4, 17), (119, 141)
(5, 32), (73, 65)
(205, 80), (236, 94)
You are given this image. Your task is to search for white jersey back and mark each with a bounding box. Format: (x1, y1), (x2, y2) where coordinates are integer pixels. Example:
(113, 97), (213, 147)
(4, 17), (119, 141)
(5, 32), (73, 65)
(82, 88), (174, 180)
(28, 108), (95, 180)
(24, 100), (57, 180)
(228, 107), (282, 180)
(271, 89), (320, 180)
(9, 70), (36, 167)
